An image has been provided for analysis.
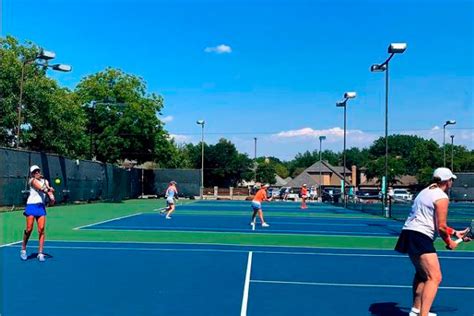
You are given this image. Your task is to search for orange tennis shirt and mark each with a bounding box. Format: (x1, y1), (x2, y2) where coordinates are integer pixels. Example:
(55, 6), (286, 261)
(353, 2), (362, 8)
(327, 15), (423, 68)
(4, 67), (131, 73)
(253, 189), (267, 202)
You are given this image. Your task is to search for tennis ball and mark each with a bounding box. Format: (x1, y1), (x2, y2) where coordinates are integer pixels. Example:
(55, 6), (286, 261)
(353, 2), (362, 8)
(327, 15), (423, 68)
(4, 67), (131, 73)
(54, 178), (61, 185)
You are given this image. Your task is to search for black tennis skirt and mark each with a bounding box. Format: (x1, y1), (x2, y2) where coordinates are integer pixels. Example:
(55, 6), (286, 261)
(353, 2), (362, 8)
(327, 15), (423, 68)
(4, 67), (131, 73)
(395, 229), (436, 256)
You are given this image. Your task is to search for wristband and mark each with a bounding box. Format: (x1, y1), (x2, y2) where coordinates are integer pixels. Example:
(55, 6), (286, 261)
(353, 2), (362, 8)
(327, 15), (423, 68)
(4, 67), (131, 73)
(446, 226), (455, 236)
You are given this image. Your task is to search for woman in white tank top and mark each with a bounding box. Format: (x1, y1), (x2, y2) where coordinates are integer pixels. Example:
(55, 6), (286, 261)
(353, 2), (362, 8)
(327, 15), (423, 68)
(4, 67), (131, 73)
(20, 165), (55, 262)
(394, 168), (471, 316)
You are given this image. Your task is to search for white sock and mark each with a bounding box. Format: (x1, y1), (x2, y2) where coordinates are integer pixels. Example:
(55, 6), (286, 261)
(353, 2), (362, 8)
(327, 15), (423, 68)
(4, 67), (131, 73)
(411, 307), (436, 316)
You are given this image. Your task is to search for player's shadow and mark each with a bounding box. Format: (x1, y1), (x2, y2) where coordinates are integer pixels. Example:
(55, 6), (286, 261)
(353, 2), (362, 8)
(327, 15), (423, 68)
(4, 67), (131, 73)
(26, 253), (54, 260)
(369, 302), (409, 316)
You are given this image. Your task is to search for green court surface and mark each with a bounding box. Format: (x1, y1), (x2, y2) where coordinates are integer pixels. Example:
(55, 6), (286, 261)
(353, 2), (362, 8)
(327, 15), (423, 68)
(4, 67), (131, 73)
(1, 199), (473, 251)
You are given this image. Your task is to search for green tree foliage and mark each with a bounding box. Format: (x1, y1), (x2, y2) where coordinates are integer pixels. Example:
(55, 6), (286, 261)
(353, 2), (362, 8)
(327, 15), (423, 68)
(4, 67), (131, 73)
(287, 150), (340, 177)
(186, 139), (253, 187)
(345, 147), (370, 169)
(75, 68), (171, 164)
(0, 36), (88, 156)
(256, 161), (277, 184)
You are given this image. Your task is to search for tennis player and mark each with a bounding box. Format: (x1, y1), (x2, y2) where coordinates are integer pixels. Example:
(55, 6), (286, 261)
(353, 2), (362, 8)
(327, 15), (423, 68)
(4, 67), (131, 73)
(300, 184), (308, 209)
(20, 165), (55, 262)
(395, 167), (471, 316)
(250, 184), (272, 227)
(160, 181), (178, 219)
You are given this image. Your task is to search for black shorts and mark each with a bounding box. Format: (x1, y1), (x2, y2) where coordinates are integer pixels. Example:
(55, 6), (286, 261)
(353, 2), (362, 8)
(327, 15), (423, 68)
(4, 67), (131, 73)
(394, 230), (436, 257)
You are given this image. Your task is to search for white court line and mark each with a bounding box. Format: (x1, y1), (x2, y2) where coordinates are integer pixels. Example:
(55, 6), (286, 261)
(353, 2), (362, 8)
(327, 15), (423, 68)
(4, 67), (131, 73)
(240, 251), (253, 316)
(6, 244), (473, 260)
(83, 225), (395, 236)
(0, 240), (22, 248)
(267, 221), (401, 227)
(73, 212), (143, 230)
(10, 238), (474, 254)
(251, 279), (474, 291)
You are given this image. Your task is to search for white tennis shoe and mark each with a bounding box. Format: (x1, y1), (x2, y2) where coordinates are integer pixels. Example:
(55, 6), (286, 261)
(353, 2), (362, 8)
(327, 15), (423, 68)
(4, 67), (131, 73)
(37, 253), (45, 262)
(261, 222), (270, 227)
(20, 250), (27, 261)
(410, 307), (436, 316)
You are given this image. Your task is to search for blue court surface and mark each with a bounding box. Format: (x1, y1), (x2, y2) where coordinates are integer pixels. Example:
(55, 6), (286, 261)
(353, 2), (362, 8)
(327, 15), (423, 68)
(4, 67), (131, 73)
(78, 212), (404, 236)
(1, 241), (473, 316)
(76, 200), (409, 237)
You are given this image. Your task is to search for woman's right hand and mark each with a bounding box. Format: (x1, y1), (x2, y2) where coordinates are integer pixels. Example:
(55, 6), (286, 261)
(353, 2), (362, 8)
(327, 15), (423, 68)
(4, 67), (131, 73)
(446, 239), (459, 250)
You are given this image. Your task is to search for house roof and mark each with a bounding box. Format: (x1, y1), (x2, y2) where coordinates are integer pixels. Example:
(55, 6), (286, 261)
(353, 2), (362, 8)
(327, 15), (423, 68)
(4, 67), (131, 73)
(274, 175), (291, 186)
(285, 171), (317, 187)
(286, 161), (351, 187)
(360, 175), (418, 186)
(306, 160), (351, 177)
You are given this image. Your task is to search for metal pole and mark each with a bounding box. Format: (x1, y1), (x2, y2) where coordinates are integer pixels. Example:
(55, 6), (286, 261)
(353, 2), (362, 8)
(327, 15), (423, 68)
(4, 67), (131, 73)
(450, 135), (454, 171)
(254, 137), (257, 182)
(343, 104), (347, 207)
(201, 124), (204, 200)
(384, 62), (390, 218)
(319, 138), (322, 193)
(443, 126), (446, 167)
(16, 62), (26, 148)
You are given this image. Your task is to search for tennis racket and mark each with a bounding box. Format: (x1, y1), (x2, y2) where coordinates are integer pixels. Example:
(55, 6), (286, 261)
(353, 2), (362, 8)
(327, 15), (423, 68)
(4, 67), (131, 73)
(455, 220), (474, 244)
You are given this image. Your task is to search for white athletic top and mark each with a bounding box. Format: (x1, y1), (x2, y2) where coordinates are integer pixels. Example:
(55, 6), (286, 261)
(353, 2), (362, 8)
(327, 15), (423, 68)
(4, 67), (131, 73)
(402, 186), (449, 240)
(26, 178), (47, 205)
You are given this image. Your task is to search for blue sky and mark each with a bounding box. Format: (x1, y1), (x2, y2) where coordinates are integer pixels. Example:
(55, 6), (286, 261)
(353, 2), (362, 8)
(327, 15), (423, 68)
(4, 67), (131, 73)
(2, 0), (473, 160)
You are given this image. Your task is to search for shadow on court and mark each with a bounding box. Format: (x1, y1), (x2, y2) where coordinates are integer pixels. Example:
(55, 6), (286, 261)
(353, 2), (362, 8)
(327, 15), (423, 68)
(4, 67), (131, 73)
(369, 302), (408, 315)
(25, 252), (54, 260)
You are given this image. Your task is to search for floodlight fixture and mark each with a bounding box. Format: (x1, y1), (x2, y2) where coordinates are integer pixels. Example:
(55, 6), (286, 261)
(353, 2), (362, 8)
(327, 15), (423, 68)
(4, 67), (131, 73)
(388, 43), (407, 54)
(370, 64), (387, 72)
(344, 92), (356, 99)
(444, 120), (456, 127)
(51, 64), (72, 72)
(38, 49), (56, 60)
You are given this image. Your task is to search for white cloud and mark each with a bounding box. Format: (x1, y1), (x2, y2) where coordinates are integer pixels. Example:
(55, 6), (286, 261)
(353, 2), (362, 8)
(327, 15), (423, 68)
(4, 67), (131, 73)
(168, 134), (190, 143)
(204, 44), (232, 54)
(275, 127), (374, 142)
(160, 115), (174, 123)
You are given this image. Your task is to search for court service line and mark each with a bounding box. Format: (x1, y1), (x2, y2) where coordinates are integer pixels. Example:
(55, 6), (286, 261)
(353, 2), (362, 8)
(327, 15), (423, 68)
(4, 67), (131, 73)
(251, 280), (474, 290)
(82, 225), (396, 236)
(73, 212), (143, 230)
(0, 240), (22, 248)
(43, 239), (474, 253)
(12, 244), (474, 260)
(240, 251), (253, 316)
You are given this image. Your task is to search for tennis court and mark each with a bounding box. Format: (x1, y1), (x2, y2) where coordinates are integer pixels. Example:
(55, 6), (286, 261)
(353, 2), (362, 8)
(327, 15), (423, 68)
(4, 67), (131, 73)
(1, 199), (473, 315)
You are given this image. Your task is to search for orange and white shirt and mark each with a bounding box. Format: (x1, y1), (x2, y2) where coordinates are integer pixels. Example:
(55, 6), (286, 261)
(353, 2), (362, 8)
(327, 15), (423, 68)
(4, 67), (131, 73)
(253, 189), (268, 203)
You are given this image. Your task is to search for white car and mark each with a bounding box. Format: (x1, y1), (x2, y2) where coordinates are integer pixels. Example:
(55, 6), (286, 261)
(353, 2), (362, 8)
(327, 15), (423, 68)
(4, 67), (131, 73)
(391, 189), (413, 201)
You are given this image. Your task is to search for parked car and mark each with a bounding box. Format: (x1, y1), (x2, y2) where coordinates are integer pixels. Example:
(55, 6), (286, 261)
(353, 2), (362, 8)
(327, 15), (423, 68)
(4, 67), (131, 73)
(279, 187), (299, 201)
(321, 188), (341, 203)
(267, 187), (281, 199)
(391, 189), (413, 201)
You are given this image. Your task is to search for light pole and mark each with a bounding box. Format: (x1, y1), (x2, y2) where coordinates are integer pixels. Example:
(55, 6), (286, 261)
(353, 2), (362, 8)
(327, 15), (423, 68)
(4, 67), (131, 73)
(450, 135), (455, 171)
(443, 120), (456, 167)
(254, 137), (258, 182)
(370, 42), (407, 218)
(336, 92), (356, 207)
(16, 49), (71, 148)
(196, 120), (205, 199)
(318, 135), (326, 197)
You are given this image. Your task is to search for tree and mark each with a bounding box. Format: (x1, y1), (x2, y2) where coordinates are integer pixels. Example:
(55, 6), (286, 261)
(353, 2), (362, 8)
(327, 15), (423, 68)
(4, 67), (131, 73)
(345, 147), (370, 169)
(364, 156), (407, 186)
(185, 139), (253, 187)
(256, 161), (277, 184)
(75, 68), (171, 164)
(0, 36), (88, 156)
